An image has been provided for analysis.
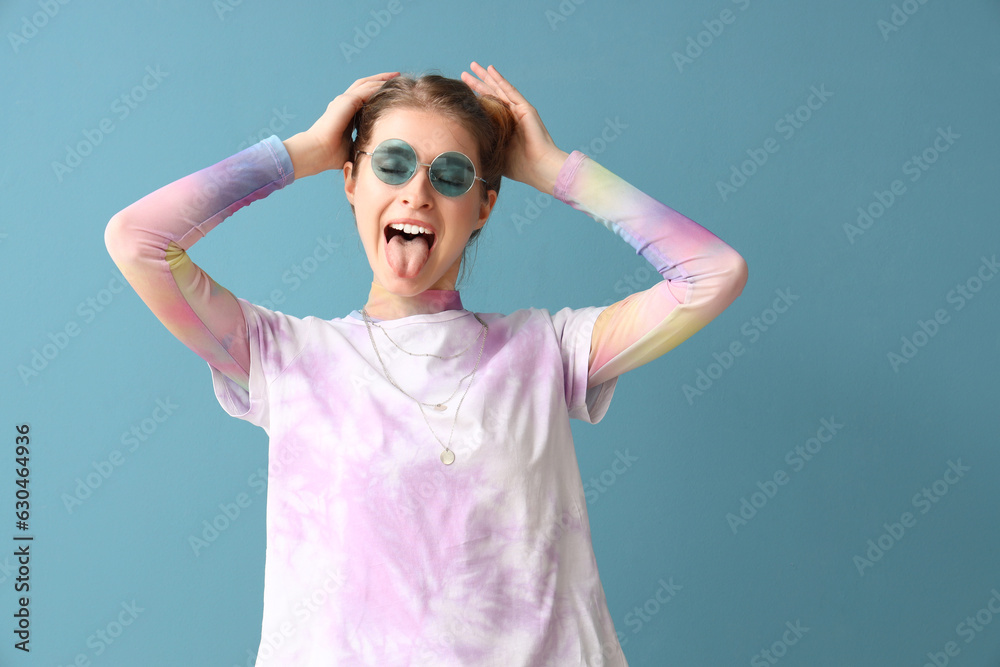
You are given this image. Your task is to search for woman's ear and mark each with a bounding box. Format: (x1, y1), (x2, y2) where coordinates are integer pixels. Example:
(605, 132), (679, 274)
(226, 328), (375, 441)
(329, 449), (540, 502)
(343, 161), (356, 206)
(475, 189), (498, 231)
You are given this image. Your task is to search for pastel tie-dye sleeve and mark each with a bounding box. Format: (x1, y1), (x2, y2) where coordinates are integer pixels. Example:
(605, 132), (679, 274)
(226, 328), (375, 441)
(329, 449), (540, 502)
(104, 136), (295, 391)
(553, 151), (749, 388)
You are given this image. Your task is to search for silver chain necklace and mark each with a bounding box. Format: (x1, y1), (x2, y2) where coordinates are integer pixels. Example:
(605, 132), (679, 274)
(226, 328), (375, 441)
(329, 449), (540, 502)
(362, 312), (486, 410)
(365, 315), (485, 360)
(360, 308), (488, 465)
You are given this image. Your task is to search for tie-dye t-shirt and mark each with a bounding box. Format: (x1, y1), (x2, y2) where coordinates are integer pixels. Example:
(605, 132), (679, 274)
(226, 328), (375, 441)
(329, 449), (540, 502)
(212, 295), (623, 665)
(104, 131), (747, 666)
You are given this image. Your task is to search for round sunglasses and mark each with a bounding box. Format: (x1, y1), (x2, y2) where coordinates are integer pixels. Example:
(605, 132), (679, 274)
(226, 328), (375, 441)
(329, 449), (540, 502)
(356, 138), (487, 197)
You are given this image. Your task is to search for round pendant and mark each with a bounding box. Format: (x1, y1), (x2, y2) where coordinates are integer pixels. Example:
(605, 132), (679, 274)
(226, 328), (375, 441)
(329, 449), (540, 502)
(433, 404), (447, 411)
(440, 449), (455, 465)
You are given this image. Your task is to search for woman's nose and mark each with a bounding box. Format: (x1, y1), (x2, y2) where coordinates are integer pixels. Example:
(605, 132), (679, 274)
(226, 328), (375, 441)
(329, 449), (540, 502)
(400, 165), (435, 207)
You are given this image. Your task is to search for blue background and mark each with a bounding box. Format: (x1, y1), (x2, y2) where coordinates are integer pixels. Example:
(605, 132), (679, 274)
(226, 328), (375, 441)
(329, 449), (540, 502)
(3, 0), (1000, 664)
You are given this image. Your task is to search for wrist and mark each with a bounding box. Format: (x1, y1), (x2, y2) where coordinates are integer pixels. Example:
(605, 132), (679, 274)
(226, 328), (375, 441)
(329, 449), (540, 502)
(532, 148), (570, 196)
(282, 132), (325, 179)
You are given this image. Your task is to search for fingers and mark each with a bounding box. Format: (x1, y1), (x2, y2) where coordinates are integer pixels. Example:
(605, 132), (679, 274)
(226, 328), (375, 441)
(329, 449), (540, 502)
(340, 71), (400, 108)
(469, 62), (508, 102)
(460, 70), (492, 97)
(487, 65), (529, 106)
(358, 71), (400, 84)
(357, 79), (389, 102)
(350, 72), (399, 93)
(466, 62), (528, 108)
(461, 63), (498, 98)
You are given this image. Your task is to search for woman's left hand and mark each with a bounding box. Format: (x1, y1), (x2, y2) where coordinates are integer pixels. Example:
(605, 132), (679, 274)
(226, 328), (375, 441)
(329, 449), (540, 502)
(461, 62), (569, 195)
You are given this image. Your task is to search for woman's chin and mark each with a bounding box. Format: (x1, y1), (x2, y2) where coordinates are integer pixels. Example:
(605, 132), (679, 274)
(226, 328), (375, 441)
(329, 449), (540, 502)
(372, 256), (460, 295)
(376, 271), (434, 296)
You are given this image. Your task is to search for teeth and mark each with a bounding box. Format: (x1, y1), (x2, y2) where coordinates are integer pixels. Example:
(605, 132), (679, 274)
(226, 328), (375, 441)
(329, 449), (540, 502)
(389, 222), (433, 236)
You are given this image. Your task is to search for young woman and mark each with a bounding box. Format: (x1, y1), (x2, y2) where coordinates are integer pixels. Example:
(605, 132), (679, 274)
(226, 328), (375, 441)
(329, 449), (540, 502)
(105, 63), (748, 666)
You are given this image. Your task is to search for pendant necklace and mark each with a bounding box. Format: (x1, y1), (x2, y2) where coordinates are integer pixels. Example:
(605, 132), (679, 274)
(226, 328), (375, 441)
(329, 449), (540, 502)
(363, 312), (486, 411)
(361, 308), (488, 465)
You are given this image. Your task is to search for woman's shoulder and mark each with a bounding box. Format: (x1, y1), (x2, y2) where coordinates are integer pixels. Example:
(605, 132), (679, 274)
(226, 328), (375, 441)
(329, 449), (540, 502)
(480, 303), (608, 320)
(237, 298), (360, 338)
(478, 303), (608, 338)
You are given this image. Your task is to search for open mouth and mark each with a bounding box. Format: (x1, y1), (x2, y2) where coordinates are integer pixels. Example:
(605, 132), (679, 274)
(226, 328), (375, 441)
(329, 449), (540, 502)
(384, 223), (436, 252)
(382, 221), (438, 278)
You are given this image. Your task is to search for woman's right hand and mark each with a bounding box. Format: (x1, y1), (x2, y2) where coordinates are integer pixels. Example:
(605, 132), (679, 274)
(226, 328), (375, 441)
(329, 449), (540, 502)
(283, 71), (399, 179)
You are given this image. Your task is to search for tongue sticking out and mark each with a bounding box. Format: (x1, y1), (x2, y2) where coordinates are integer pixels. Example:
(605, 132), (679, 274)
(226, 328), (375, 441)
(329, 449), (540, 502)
(386, 233), (431, 279)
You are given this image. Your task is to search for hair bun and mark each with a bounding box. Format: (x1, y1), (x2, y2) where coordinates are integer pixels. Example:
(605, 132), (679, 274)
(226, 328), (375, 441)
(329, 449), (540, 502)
(476, 94), (518, 183)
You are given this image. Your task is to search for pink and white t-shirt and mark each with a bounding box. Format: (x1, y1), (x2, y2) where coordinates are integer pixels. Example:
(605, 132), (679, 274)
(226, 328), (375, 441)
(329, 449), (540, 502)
(210, 293), (625, 666)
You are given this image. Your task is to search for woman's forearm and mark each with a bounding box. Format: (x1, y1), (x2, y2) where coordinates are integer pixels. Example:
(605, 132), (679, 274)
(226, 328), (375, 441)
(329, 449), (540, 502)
(552, 151), (749, 387)
(104, 136), (295, 388)
(282, 131), (329, 180)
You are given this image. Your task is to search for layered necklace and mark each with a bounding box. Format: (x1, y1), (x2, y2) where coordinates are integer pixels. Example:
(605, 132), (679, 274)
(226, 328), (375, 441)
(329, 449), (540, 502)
(360, 308), (488, 465)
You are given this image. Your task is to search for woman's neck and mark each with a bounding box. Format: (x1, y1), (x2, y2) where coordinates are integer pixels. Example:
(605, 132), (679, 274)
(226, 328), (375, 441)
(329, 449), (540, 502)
(362, 282), (464, 320)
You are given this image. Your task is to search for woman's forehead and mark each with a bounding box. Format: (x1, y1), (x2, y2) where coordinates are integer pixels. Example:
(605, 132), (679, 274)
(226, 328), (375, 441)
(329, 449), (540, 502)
(368, 108), (480, 162)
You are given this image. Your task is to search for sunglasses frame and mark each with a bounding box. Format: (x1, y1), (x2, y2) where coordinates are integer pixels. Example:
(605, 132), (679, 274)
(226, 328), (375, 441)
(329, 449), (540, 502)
(356, 138), (488, 197)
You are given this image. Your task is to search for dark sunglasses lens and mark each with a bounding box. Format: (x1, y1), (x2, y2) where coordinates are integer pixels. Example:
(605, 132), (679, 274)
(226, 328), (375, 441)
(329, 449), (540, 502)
(371, 140), (415, 185)
(430, 153), (476, 196)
